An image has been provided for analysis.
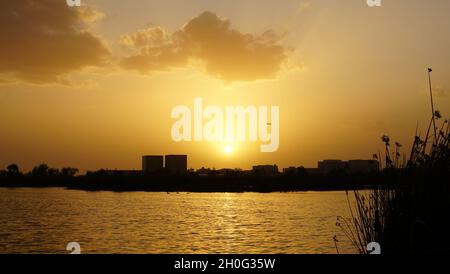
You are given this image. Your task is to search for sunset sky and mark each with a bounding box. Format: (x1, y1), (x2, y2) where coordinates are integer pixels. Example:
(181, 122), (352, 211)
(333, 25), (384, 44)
(1, 0), (450, 172)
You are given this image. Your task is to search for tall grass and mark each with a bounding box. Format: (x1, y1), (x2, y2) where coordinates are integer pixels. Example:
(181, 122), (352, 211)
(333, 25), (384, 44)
(336, 70), (450, 254)
(336, 188), (398, 254)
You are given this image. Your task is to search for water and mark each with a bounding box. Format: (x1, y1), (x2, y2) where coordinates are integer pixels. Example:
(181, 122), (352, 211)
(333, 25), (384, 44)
(0, 188), (357, 254)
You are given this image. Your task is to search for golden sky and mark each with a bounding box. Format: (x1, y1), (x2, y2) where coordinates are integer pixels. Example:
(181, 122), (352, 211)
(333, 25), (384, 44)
(1, 0), (450, 172)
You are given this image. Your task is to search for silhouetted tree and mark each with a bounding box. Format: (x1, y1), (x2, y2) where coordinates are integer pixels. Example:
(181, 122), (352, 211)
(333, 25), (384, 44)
(47, 168), (60, 176)
(31, 163), (49, 177)
(61, 167), (79, 177)
(7, 164), (20, 176)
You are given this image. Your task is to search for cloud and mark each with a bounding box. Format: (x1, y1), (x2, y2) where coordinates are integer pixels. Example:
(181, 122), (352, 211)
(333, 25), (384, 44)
(0, 0), (110, 84)
(120, 26), (169, 48)
(120, 12), (289, 82)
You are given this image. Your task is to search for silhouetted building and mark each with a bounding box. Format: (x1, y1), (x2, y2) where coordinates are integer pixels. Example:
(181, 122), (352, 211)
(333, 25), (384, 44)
(217, 168), (243, 176)
(305, 168), (321, 175)
(283, 167), (297, 175)
(197, 167), (212, 177)
(142, 155), (164, 174)
(348, 160), (379, 174)
(241, 170), (254, 176)
(316, 159), (379, 175)
(318, 160), (346, 174)
(165, 155), (187, 174)
(253, 165), (279, 176)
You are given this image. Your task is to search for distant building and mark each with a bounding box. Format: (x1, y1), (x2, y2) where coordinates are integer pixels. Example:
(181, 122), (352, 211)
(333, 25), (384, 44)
(241, 170), (254, 176)
(283, 167), (297, 175)
(348, 160), (379, 174)
(165, 155), (187, 174)
(253, 165), (279, 176)
(142, 155), (164, 174)
(318, 160), (346, 174)
(316, 159), (379, 175)
(216, 168), (233, 176)
(197, 167), (212, 177)
(305, 168), (321, 175)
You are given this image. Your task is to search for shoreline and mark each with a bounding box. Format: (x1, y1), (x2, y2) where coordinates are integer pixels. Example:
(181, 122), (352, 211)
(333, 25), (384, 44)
(0, 184), (377, 193)
(0, 173), (384, 193)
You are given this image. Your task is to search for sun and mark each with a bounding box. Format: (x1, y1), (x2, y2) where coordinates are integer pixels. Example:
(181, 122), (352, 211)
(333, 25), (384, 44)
(223, 145), (234, 154)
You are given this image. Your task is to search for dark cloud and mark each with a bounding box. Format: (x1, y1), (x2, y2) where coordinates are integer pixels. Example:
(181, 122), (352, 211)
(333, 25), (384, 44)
(120, 12), (289, 82)
(0, 0), (110, 84)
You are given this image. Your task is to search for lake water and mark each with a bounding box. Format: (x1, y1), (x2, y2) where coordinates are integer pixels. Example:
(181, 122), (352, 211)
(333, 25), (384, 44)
(0, 188), (358, 254)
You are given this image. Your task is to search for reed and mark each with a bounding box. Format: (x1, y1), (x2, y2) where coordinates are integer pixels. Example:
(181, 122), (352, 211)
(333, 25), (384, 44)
(336, 69), (450, 254)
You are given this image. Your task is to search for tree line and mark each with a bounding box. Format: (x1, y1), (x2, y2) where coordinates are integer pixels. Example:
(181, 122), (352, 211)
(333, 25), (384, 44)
(0, 163), (78, 178)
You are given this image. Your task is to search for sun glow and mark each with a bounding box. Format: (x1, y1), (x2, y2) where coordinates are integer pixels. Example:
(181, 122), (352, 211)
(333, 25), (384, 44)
(223, 145), (234, 154)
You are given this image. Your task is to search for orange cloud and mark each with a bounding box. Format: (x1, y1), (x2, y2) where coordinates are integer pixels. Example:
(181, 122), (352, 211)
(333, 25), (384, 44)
(0, 0), (110, 84)
(120, 12), (289, 82)
(120, 26), (169, 48)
